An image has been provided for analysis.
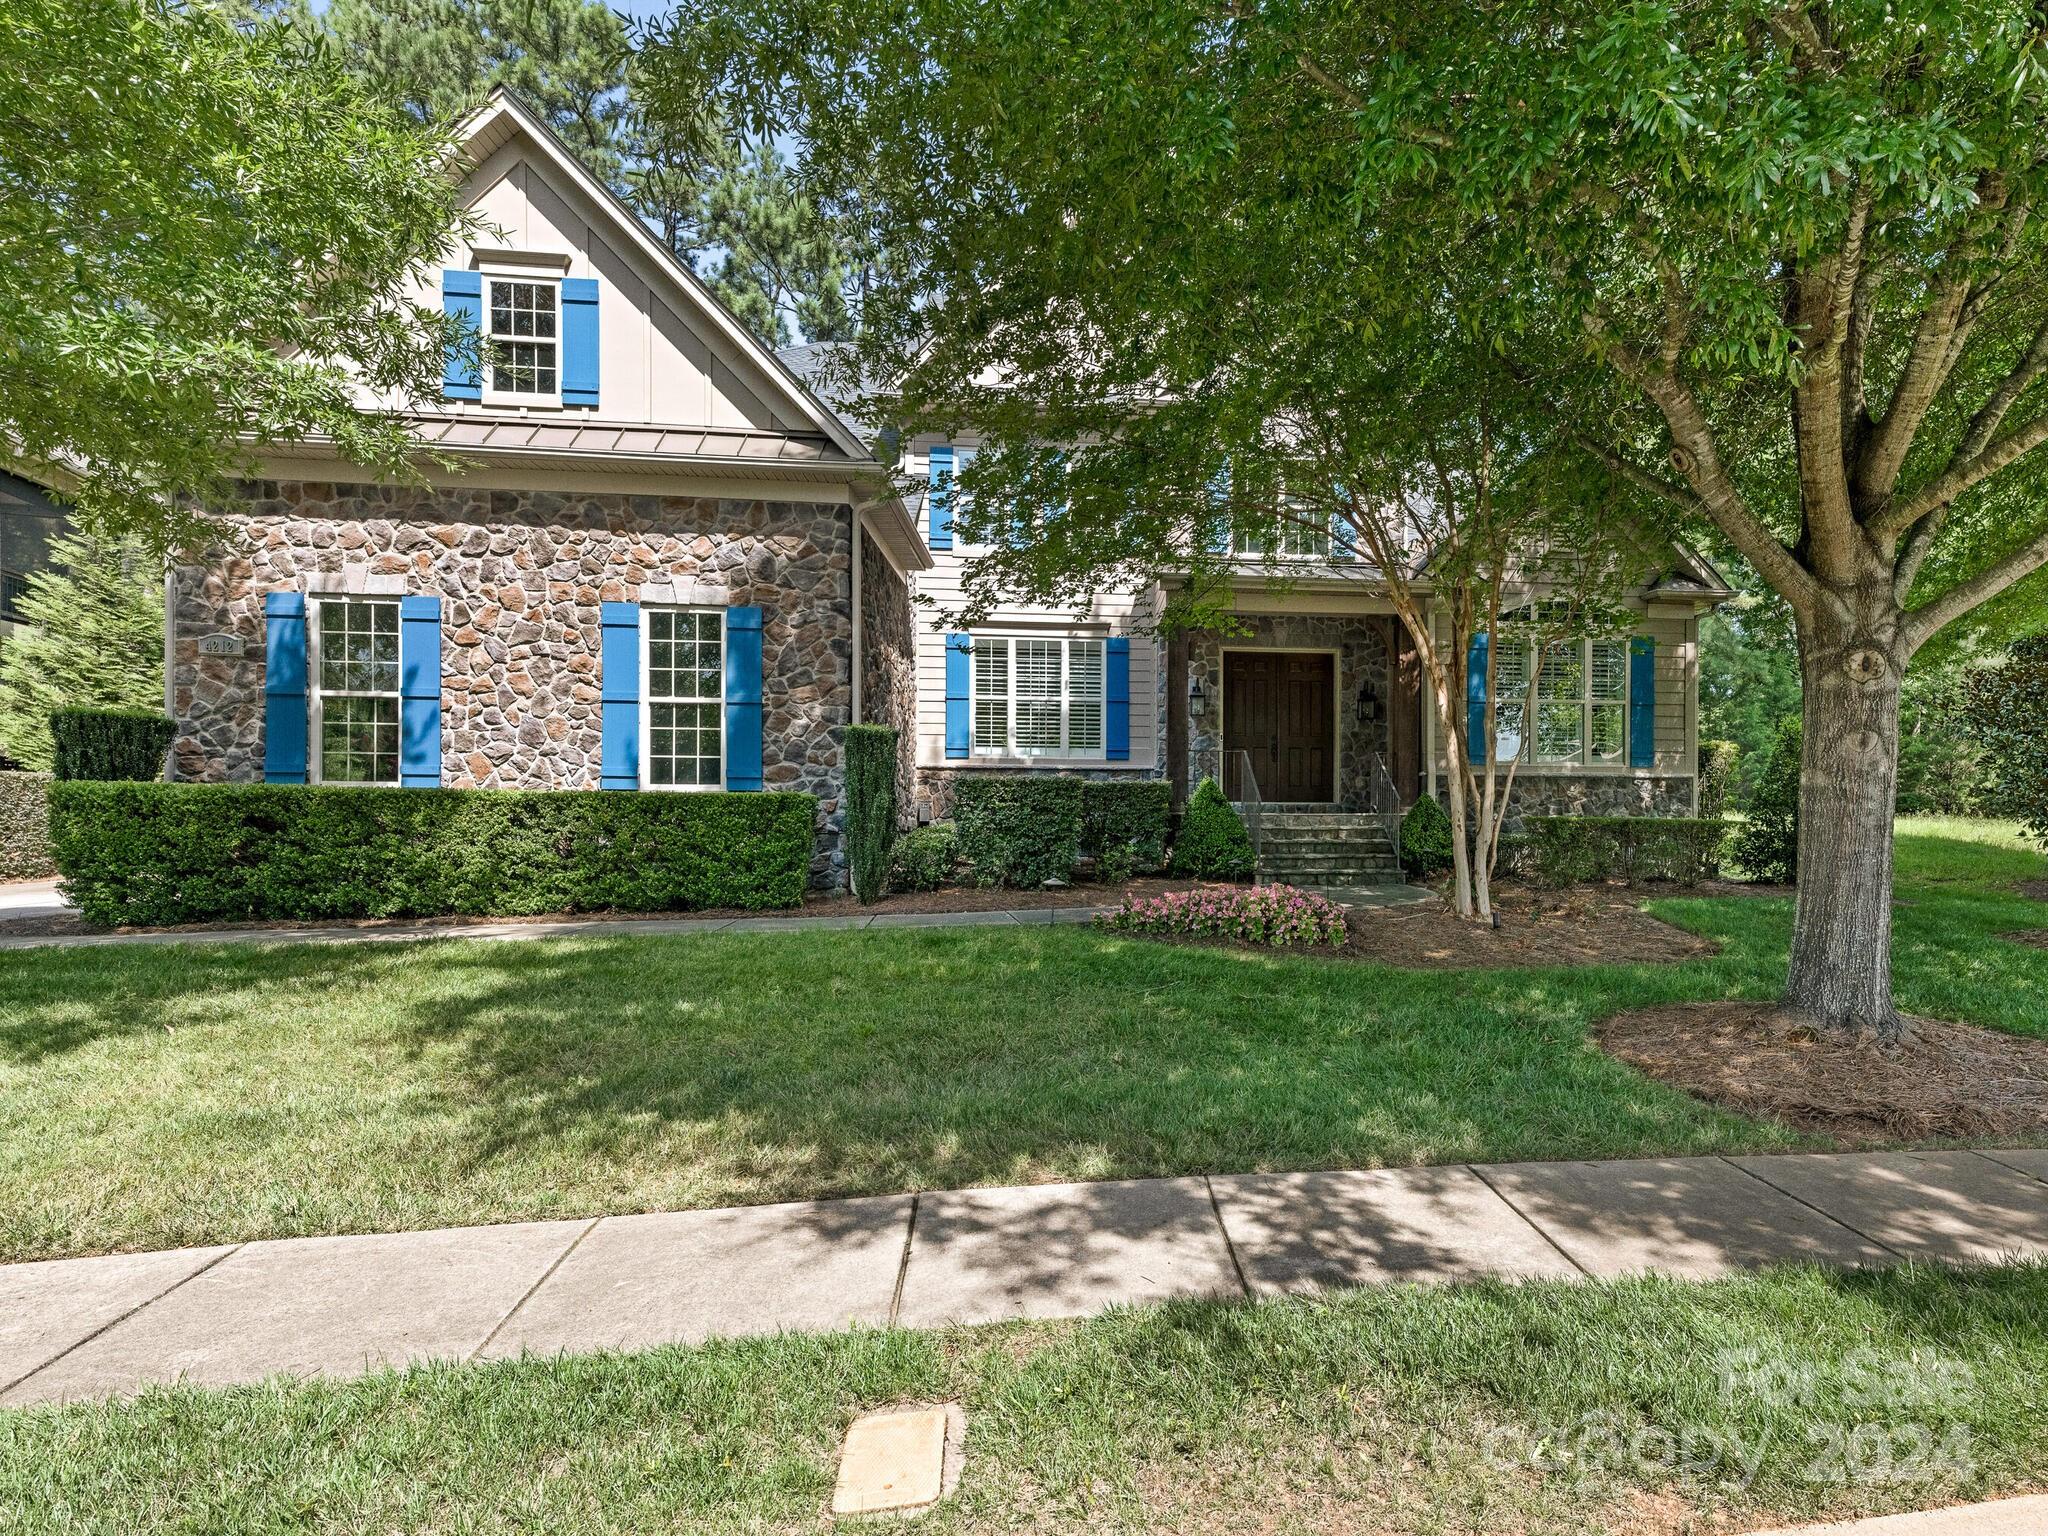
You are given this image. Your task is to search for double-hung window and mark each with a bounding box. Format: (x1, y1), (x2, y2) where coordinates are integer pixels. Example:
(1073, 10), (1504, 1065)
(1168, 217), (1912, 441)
(1234, 496), (1331, 560)
(1490, 637), (1629, 767)
(485, 277), (560, 404)
(970, 635), (1106, 758)
(644, 608), (723, 788)
(312, 597), (401, 785)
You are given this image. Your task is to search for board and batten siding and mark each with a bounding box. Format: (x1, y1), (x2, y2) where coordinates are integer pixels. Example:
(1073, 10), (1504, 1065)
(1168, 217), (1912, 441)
(905, 436), (1161, 772)
(370, 142), (807, 435)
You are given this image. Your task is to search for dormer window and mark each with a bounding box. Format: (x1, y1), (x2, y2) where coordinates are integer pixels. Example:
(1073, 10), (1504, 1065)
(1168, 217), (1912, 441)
(485, 277), (560, 404)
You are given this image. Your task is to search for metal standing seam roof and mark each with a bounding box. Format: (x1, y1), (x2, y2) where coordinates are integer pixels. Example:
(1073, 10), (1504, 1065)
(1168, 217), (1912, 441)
(409, 416), (843, 464)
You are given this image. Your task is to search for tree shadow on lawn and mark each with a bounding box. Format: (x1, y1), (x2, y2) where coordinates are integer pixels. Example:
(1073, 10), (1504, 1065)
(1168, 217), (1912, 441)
(266, 927), (1799, 1206)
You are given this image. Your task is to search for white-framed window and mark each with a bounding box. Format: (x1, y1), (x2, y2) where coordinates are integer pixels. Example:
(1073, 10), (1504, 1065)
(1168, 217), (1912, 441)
(970, 634), (1106, 758)
(311, 596), (401, 785)
(483, 276), (561, 404)
(1234, 495), (1332, 560)
(643, 608), (724, 789)
(1492, 636), (1629, 766)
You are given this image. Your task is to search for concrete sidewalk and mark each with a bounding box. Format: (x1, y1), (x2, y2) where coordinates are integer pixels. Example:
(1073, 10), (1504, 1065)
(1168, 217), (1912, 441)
(1754, 1494), (2048, 1534)
(3, 1148), (2044, 1406)
(0, 881), (1435, 952)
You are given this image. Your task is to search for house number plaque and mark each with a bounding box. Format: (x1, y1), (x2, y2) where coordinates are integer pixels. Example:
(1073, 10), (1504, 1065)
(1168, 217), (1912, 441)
(197, 633), (244, 658)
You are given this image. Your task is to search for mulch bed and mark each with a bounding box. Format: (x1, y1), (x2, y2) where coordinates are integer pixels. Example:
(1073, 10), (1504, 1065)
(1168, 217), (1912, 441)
(0, 876), (1211, 940)
(2020, 878), (2048, 902)
(1597, 1002), (2048, 1145)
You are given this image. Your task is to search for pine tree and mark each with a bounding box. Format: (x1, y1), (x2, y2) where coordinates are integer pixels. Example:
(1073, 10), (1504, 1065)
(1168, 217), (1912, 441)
(0, 533), (164, 772)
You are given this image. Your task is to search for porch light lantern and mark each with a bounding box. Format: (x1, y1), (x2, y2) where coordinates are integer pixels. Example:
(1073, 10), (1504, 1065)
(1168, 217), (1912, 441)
(1188, 676), (1208, 717)
(1356, 679), (1383, 725)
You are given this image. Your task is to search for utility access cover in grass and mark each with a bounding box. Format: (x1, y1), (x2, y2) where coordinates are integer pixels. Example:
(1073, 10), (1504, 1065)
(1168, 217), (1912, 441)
(831, 1404), (962, 1517)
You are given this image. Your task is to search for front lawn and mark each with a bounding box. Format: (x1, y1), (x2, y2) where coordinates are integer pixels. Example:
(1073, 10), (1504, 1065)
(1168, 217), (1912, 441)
(8, 1261), (2046, 1534)
(0, 817), (2042, 1263)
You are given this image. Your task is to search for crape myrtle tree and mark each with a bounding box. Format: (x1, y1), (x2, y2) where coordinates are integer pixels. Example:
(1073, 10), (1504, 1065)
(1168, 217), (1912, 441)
(641, 2), (1661, 921)
(649, 0), (2048, 1038)
(0, 0), (479, 548)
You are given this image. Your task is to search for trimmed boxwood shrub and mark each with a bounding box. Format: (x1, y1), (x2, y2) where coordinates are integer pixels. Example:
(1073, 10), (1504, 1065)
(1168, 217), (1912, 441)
(843, 723), (899, 905)
(1522, 815), (1727, 887)
(889, 823), (958, 892)
(0, 771), (53, 879)
(1399, 795), (1454, 877)
(1081, 780), (1172, 880)
(1169, 776), (1254, 880)
(49, 708), (176, 781)
(47, 781), (816, 926)
(1730, 716), (1801, 883)
(953, 775), (1083, 887)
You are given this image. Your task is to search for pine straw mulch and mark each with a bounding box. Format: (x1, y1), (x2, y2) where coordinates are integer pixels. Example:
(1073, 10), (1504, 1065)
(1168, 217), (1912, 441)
(1596, 1002), (2048, 1146)
(1329, 883), (1719, 970)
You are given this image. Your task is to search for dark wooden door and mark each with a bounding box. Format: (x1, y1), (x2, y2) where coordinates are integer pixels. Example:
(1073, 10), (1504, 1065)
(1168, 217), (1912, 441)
(1224, 651), (1334, 802)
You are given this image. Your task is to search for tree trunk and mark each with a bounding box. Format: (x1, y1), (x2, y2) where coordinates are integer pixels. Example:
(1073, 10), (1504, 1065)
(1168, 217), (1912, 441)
(1783, 608), (1908, 1039)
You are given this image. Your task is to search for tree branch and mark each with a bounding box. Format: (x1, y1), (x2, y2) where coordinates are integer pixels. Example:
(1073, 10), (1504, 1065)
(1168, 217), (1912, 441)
(1878, 406), (2048, 536)
(1904, 522), (2048, 652)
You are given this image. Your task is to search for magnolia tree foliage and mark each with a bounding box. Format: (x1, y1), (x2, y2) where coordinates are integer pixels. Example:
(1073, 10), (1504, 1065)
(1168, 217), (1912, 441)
(649, 1), (2048, 1033)
(0, 0), (478, 548)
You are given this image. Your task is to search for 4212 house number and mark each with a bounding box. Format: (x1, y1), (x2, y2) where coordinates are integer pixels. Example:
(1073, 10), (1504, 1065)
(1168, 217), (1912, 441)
(196, 633), (244, 658)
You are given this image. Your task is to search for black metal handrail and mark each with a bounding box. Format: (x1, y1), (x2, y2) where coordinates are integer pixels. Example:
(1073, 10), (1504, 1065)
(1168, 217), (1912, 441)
(1221, 748), (1264, 883)
(1365, 750), (1402, 860)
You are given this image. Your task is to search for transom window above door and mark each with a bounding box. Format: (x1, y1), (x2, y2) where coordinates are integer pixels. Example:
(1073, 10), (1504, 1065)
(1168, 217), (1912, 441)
(486, 278), (559, 402)
(312, 597), (400, 785)
(644, 608), (724, 788)
(970, 635), (1105, 757)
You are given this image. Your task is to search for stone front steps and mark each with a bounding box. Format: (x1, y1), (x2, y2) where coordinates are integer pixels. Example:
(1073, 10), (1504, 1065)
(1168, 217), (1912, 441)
(1254, 811), (1404, 887)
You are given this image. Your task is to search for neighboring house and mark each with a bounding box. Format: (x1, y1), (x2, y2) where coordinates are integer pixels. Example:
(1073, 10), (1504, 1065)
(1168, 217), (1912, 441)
(164, 90), (928, 886)
(772, 359), (1732, 829)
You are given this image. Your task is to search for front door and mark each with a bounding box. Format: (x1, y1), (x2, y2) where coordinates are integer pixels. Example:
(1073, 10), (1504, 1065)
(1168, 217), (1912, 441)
(1224, 651), (1334, 802)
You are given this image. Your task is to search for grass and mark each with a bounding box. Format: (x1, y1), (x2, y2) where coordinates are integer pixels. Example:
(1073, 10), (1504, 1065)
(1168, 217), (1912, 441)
(6, 1261), (2047, 1534)
(1, 817), (2044, 1263)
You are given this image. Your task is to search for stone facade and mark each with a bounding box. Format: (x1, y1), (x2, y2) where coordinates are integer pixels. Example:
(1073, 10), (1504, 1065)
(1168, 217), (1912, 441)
(1185, 615), (1393, 809)
(170, 480), (858, 884)
(1498, 772), (1696, 820)
(858, 528), (918, 827)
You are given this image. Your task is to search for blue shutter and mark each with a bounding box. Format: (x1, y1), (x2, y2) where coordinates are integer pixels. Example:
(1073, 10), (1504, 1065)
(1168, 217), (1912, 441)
(1466, 632), (1489, 767)
(944, 633), (971, 758)
(1105, 636), (1131, 761)
(398, 596), (442, 787)
(600, 602), (641, 789)
(561, 277), (599, 407)
(442, 270), (482, 401)
(263, 592), (308, 783)
(1629, 634), (1657, 769)
(1206, 464), (1231, 556)
(725, 605), (764, 791)
(927, 444), (954, 550)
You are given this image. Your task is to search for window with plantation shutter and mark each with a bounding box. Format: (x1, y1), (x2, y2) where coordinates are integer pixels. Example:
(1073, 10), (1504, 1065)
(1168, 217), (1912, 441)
(1489, 635), (1633, 768)
(968, 634), (1107, 758)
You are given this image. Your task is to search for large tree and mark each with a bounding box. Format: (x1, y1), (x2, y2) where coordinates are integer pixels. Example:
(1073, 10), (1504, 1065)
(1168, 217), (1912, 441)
(0, 0), (475, 547)
(650, 0), (2048, 1037)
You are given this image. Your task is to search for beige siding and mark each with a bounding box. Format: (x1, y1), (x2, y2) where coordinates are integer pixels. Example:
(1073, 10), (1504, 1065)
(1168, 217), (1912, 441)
(906, 435), (1161, 772)
(366, 142), (807, 435)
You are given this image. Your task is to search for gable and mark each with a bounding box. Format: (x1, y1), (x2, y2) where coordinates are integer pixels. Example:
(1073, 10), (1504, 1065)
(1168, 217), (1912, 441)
(369, 93), (864, 456)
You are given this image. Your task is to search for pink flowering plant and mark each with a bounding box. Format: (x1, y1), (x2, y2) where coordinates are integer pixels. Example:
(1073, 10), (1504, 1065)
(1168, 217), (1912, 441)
(1096, 883), (1348, 948)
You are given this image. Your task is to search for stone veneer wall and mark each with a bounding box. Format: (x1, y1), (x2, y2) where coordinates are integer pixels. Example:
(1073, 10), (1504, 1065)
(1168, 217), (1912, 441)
(1500, 773), (1696, 819)
(170, 480), (856, 885)
(857, 528), (918, 827)
(1185, 616), (1392, 809)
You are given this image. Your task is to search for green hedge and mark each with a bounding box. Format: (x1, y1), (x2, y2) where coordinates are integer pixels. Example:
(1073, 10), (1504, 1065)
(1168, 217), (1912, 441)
(889, 823), (958, 892)
(1080, 780), (1172, 880)
(1521, 815), (1727, 888)
(843, 723), (899, 905)
(48, 782), (816, 926)
(1730, 717), (1801, 883)
(0, 771), (53, 879)
(1400, 795), (1454, 877)
(49, 708), (176, 781)
(953, 775), (1083, 887)
(1169, 776), (1255, 880)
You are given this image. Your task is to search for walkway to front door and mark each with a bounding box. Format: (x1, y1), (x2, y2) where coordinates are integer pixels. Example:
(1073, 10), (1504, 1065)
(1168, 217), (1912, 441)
(1223, 650), (1335, 803)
